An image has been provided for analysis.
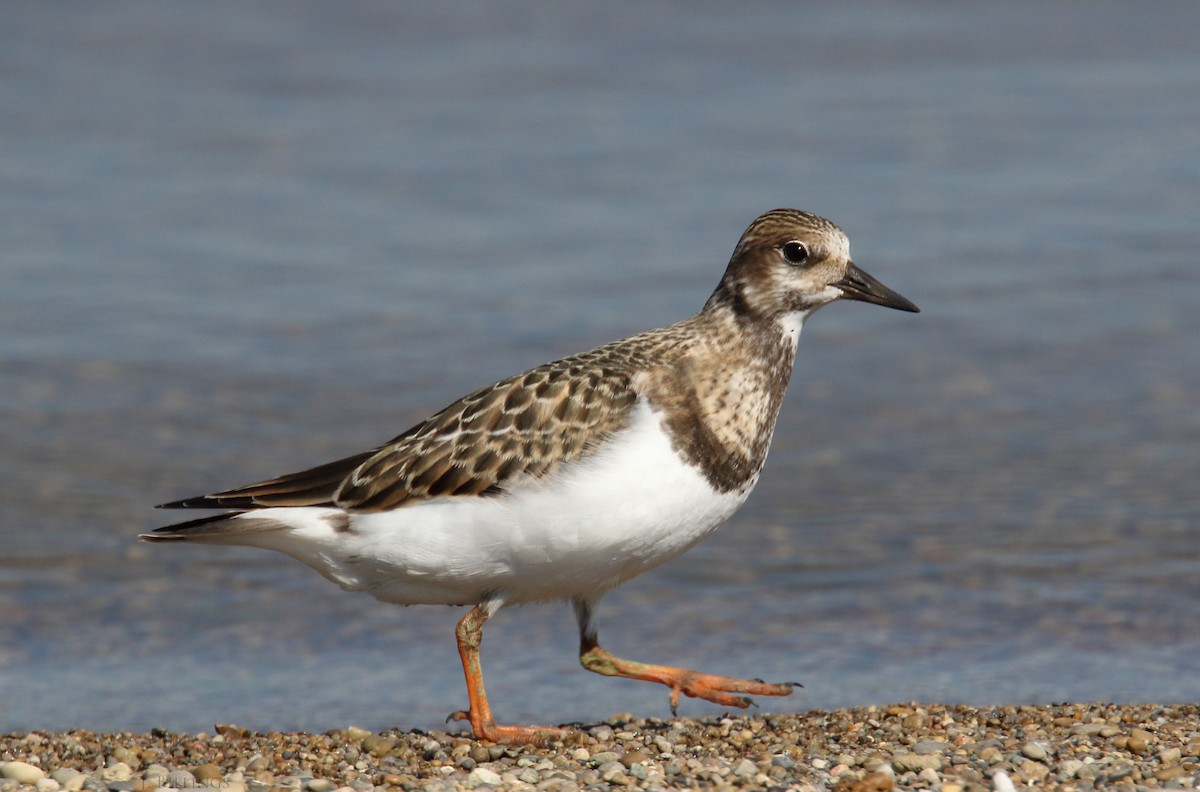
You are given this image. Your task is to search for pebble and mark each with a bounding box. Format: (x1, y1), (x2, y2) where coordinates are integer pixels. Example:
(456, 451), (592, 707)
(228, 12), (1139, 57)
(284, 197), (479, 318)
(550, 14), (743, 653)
(49, 771), (81, 788)
(1020, 741), (1049, 760)
(3, 764), (47, 785)
(358, 736), (395, 758)
(0, 704), (1194, 791)
(464, 767), (501, 787)
(912, 740), (947, 755)
(731, 758), (757, 778)
(166, 770), (196, 789)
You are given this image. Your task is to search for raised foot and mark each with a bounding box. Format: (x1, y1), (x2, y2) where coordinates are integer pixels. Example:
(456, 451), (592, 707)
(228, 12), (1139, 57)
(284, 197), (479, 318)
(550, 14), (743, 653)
(579, 644), (798, 714)
(666, 671), (797, 713)
(447, 710), (571, 746)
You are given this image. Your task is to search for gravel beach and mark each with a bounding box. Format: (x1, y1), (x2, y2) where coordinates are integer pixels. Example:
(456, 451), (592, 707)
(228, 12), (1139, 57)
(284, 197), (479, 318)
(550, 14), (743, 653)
(2, 703), (1197, 791)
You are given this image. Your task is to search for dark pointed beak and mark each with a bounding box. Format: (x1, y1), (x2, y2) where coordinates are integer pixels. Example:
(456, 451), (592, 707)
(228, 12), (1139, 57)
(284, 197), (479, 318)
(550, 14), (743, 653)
(835, 262), (920, 313)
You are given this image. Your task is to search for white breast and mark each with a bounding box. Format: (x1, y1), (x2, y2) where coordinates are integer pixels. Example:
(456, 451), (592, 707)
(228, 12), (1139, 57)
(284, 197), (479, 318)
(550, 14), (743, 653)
(235, 399), (754, 605)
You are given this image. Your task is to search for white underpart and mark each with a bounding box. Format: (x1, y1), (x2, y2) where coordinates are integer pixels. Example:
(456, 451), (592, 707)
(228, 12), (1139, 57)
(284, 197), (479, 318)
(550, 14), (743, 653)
(224, 399), (753, 606)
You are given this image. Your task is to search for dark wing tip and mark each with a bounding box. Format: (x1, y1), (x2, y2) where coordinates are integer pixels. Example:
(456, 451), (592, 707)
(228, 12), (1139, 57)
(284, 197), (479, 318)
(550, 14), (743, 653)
(157, 494), (259, 510)
(139, 531), (187, 542)
(140, 511), (248, 542)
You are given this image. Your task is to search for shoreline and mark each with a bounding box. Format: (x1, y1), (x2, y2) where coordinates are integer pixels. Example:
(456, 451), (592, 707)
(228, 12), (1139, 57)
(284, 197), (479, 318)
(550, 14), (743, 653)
(2, 702), (1197, 791)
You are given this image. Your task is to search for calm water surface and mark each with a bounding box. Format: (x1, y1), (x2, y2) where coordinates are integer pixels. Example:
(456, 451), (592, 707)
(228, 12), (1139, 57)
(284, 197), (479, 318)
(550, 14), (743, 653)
(2, 2), (1198, 732)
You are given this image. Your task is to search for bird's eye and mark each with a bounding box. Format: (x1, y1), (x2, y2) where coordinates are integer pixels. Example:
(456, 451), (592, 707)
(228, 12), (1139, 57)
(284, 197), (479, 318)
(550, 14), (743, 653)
(781, 241), (809, 265)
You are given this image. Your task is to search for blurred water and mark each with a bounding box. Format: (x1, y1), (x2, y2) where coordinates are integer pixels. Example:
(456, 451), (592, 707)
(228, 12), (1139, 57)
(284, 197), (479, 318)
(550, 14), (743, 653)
(1, 2), (1198, 733)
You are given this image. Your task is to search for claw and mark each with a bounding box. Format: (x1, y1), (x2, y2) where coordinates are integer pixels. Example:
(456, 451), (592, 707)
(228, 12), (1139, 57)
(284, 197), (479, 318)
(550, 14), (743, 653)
(447, 710), (470, 724)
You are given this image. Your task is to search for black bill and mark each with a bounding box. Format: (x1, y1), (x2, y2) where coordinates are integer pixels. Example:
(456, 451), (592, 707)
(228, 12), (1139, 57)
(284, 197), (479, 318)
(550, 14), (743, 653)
(835, 262), (920, 313)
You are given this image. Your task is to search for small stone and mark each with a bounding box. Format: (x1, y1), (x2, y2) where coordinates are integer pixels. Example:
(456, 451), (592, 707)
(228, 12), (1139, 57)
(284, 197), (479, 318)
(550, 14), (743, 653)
(570, 748), (590, 762)
(303, 780), (335, 792)
(360, 736), (396, 758)
(978, 746), (1002, 763)
(771, 755), (796, 769)
(468, 746), (491, 764)
(517, 769), (539, 784)
(1021, 742), (1048, 761)
(193, 764), (223, 786)
(345, 726), (371, 740)
(1102, 764), (1135, 782)
(214, 724), (251, 739)
(1017, 759), (1050, 784)
(589, 752), (620, 766)
(912, 740), (947, 755)
(81, 777), (107, 792)
(2, 763), (47, 785)
(619, 751), (650, 768)
(1069, 723), (1105, 737)
(843, 771), (895, 792)
(37, 781), (62, 792)
(811, 758), (828, 769)
(1155, 765), (1187, 782)
(465, 767), (502, 788)
(1099, 725), (1120, 738)
(241, 753), (267, 772)
(165, 770), (196, 789)
(106, 783), (134, 792)
(1159, 747), (1182, 764)
(51, 771), (83, 788)
(1056, 760), (1083, 777)
(600, 765), (629, 785)
(732, 759), (757, 778)
(892, 753), (942, 772)
(917, 767), (940, 783)
(102, 764), (133, 784)
(1130, 728), (1155, 743)
(589, 725), (615, 742)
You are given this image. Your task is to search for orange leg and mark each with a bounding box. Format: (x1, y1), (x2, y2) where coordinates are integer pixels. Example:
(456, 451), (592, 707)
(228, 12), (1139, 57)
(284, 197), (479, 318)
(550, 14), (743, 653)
(573, 598), (797, 715)
(447, 601), (569, 745)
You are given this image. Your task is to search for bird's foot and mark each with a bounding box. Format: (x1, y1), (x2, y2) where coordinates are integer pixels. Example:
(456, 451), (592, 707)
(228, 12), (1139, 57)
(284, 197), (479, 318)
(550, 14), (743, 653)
(662, 671), (798, 714)
(580, 644), (798, 714)
(447, 710), (570, 746)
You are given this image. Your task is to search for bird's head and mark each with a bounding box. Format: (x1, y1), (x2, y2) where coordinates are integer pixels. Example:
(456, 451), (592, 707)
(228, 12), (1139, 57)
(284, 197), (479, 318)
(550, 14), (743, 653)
(708, 208), (919, 324)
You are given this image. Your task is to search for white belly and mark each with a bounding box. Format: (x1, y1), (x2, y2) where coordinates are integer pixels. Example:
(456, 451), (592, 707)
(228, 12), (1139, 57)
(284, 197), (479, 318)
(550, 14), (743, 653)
(236, 400), (754, 605)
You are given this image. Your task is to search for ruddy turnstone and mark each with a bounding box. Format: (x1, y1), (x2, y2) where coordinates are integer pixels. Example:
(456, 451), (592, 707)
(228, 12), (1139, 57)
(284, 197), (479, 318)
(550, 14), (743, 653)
(143, 208), (918, 744)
